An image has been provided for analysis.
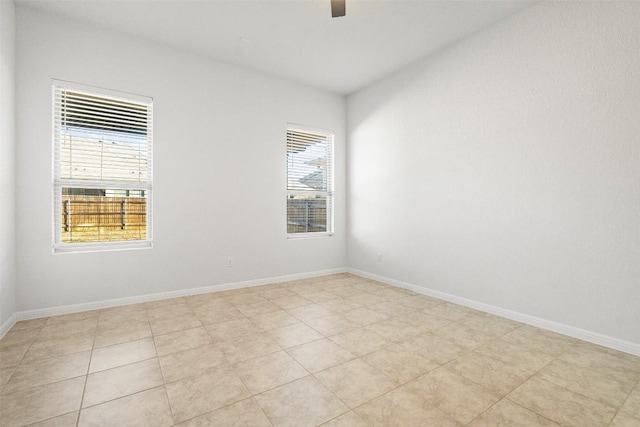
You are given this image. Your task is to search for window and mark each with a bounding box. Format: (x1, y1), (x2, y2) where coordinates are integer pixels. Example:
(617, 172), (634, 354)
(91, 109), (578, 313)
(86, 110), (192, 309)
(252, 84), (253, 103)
(52, 81), (153, 252)
(286, 125), (333, 237)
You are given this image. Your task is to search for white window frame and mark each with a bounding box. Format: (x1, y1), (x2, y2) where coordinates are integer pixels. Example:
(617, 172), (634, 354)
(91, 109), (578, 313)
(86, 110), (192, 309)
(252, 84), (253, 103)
(52, 80), (153, 253)
(286, 123), (334, 239)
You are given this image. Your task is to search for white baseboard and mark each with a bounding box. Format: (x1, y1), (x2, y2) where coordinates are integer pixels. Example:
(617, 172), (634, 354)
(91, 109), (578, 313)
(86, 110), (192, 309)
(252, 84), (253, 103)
(0, 313), (17, 339)
(5, 266), (639, 358)
(348, 268), (640, 357)
(10, 267), (348, 325)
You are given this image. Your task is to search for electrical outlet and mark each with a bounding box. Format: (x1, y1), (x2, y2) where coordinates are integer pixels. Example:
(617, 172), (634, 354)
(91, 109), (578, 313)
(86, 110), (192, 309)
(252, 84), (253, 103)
(377, 253), (382, 262)
(227, 257), (233, 267)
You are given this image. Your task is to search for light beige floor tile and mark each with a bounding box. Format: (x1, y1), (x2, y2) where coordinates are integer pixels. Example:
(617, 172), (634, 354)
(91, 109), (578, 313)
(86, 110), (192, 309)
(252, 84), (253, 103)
(347, 293), (387, 306)
(159, 343), (228, 383)
(268, 322), (323, 348)
(220, 287), (257, 297)
(364, 317), (426, 342)
(83, 358), (163, 408)
(558, 344), (640, 380)
(189, 297), (232, 313)
(318, 298), (363, 314)
(572, 341), (640, 367)
(225, 293), (268, 306)
(354, 385), (460, 427)
(461, 315), (522, 338)
(6, 275), (638, 427)
(405, 368), (501, 424)
(1, 327), (41, 348)
(609, 411), (640, 427)
(165, 366), (250, 423)
(144, 297), (186, 309)
(398, 310), (452, 331)
(270, 295), (313, 310)
(320, 411), (369, 427)
(205, 318), (260, 341)
(36, 318), (98, 341)
(235, 301), (281, 317)
(303, 291), (341, 304)
(402, 332), (468, 365)
(501, 325), (577, 357)
(0, 376), (85, 427)
(620, 383), (640, 417)
(475, 338), (555, 371)
(99, 302), (147, 317)
(153, 326), (212, 356)
(433, 321), (496, 349)
(368, 300), (418, 317)
(287, 338), (355, 373)
(362, 344), (438, 383)
(249, 310), (300, 331)
(396, 294), (444, 310)
(537, 358), (637, 408)
(89, 337), (156, 373)
(185, 292), (226, 307)
(78, 386), (172, 427)
(306, 314), (360, 336)
(351, 285), (386, 296)
(2, 351), (90, 394)
(233, 351), (309, 395)
(426, 302), (480, 321)
(27, 411), (79, 427)
(175, 398), (271, 427)
(97, 310), (149, 330)
(150, 313), (202, 336)
(329, 327), (390, 357)
(467, 399), (561, 426)
(147, 303), (193, 321)
(9, 318), (48, 331)
(341, 307), (390, 326)
(218, 334), (281, 363)
(0, 342), (31, 368)
(23, 333), (94, 362)
(314, 358), (397, 408)
(196, 305), (245, 325)
(93, 321), (152, 348)
(0, 367), (14, 389)
(508, 377), (617, 427)
(254, 286), (297, 300)
(286, 304), (333, 321)
(445, 350), (531, 396)
(254, 376), (348, 427)
(44, 311), (99, 326)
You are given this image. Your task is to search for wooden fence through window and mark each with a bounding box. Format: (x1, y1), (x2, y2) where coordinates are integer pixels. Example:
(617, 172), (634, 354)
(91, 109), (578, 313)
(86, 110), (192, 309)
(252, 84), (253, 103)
(61, 195), (146, 242)
(287, 198), (327, 233)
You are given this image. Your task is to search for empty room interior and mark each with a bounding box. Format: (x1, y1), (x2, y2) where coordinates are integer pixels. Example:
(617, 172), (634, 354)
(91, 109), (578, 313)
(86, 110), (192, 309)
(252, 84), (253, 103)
(1, 0), (639, 426)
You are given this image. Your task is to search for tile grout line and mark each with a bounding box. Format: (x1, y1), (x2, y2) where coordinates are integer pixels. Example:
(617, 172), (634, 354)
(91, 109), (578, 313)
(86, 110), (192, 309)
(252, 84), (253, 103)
(76, 315), (99, 427)
(605, 374), (640, 426)
(2, 275), (639, 426)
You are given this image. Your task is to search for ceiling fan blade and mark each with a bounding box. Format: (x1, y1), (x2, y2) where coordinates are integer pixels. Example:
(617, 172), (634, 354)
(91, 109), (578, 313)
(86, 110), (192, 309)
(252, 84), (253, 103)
(331, 0), (345, 18)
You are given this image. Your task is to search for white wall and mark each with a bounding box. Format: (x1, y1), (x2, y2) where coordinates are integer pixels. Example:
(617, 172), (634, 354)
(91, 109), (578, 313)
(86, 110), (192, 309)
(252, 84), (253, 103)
(0, 0), (17, 330)
(15, 6), (346, 312)
(348, 2), (640, 344)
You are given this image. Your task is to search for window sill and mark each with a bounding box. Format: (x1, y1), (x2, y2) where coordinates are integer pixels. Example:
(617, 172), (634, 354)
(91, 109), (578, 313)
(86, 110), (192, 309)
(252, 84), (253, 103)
(287, 232), (334, 240)
(53, 240), (152, 254)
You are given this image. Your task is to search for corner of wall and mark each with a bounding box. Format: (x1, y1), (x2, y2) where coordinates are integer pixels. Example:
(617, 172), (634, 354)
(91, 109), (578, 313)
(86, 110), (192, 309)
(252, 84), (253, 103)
(0, 0), (17, 336)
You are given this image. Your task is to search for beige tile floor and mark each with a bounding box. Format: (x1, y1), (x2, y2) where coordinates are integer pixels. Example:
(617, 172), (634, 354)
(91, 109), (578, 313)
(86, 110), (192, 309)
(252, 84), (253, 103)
(1, 273), (639, 426)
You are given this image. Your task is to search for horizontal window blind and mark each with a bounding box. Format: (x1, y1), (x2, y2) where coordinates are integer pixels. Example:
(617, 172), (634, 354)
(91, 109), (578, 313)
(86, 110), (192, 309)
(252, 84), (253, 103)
(286, 126), (333, 236)
(54, 87), (151, 183)
(53, 82), (153, 251)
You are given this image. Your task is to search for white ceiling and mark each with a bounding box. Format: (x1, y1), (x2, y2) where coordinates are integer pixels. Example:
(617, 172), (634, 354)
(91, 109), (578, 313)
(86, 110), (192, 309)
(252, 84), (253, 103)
(18, 0), (535, 94)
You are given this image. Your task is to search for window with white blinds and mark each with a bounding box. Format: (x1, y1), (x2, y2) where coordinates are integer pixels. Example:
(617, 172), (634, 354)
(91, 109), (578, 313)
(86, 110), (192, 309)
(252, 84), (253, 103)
(52, 81), (153, 252)
(286, 125), (333, 237)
